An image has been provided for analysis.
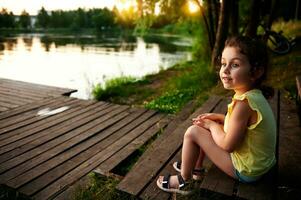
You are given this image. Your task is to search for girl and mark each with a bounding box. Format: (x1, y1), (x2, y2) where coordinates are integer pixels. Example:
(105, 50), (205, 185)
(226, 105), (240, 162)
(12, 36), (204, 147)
(157, 36), (277, 194)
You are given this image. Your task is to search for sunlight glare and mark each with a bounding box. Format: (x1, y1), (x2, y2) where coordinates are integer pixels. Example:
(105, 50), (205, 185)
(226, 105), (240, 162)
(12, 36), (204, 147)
(188, 0), (200, 13)
(154, 2), (161, 15)
(116, 0), (135, 12)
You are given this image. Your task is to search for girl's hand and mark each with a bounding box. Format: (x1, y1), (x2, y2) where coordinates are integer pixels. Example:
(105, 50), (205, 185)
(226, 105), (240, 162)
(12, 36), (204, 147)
(194, 113), (225, 124)
(192, 118), (217, 130)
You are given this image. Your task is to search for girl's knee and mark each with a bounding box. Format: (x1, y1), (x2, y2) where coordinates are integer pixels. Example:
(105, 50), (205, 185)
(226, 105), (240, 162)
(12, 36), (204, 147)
(184, 125), (204, 140)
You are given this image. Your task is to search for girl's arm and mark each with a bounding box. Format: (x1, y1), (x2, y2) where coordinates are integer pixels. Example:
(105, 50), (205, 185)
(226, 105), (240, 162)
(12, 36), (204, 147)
(194, 100), (253, 152)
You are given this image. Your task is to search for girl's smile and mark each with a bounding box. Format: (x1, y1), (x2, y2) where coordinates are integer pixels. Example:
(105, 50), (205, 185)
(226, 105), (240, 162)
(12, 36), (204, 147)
(219, 47), (254, 95)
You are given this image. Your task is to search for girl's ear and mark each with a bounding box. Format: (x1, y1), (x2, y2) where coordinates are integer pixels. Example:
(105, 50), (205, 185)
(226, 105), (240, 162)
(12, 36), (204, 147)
(255, 67), (264, 79)
(251, 67), (264, 81)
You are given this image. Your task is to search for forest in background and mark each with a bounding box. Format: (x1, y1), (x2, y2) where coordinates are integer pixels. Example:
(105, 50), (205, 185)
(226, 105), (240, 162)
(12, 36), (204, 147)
(0, 0), (300, 68)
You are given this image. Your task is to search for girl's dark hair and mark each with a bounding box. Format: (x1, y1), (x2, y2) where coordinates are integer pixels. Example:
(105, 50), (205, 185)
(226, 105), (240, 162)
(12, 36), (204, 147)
(223, 36), (274, 98)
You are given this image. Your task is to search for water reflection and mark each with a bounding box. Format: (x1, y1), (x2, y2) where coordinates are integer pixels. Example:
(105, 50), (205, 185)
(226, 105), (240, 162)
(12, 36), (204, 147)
(0, 33), (191, 99)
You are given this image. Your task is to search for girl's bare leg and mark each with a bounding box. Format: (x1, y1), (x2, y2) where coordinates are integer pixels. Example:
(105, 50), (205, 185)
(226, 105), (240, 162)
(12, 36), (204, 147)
(181, 125), (236, 180)
(194, 148), (205, 170)
(157, 125), (236, 189)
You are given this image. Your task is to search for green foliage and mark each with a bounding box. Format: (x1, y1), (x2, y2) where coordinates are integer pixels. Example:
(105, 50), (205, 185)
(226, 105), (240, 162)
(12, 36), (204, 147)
(145, 61), (217, 113)
(36, 7), (49, 28)
(73, 173), (137, 200)
(92, 76), (137, 101)
(134, 15), (156, 35)
(18, 10), (31, 29)
(271, 19), (301, 39)
(0, 9), (15, 28)
(145, 89), (196, 113)
(35, 7), (116, 31)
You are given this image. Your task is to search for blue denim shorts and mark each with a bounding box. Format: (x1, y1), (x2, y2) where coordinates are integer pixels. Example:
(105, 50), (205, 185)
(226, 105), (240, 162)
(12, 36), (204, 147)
(234, 170), (262, 183)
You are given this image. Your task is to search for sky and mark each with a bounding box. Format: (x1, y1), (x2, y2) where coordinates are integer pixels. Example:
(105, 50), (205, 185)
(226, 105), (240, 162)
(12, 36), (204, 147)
(0, 0), (135, 15)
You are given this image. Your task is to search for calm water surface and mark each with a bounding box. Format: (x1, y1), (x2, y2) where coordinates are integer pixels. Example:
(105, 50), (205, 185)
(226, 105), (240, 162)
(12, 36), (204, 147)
(0, 33), (192, 99)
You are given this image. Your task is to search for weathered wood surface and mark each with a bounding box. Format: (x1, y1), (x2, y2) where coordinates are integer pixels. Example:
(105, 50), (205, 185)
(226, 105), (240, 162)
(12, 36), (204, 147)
(117, 96), (224, 199)
(0, 78), (77, 112)
(297, 76), (301, 100)
(117, 89), (301, 200)
(0, 96), (170, 200)
(278, 92), (301, 194)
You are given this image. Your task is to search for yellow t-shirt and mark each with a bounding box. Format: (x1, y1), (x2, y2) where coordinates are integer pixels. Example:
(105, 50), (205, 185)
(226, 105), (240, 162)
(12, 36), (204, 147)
(224, 89), (276, 177)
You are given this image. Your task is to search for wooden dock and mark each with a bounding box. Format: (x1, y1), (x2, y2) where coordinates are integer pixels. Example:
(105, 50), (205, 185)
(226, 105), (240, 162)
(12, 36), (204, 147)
(0, 78), (77, 112)
(0, 79), (171, 200)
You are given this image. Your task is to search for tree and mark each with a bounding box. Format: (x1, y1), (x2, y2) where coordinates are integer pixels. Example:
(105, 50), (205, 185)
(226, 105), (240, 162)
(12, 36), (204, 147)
(18, 10), (31, 29)
(245, 0), (261, 37)
(0, 9), (16, 28)
(211, 0), (231, 68)
(36, 7), (49, 28)
(92, 8), (115, 31)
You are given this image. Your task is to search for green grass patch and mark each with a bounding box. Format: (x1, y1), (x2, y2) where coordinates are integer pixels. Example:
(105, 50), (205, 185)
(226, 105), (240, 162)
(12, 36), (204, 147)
(92, 76), (142, 100)
(72, 173), (138, 200)
(144, 89), (196, 113)
(272, 19), (301, 39)
(144, 61), (217, 113)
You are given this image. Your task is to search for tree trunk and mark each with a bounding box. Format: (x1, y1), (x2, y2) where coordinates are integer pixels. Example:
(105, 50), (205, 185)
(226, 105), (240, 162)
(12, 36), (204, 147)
(211, 0), (230, 70)
(229, 0), (239, 35)
(136, 0), (143, 17)
(194, 0), (212, 50)
(245, 0), (261, 37)
(213, 0), (220, 32)
(267, 0), (278, 29)
(207, 0), (216, 49)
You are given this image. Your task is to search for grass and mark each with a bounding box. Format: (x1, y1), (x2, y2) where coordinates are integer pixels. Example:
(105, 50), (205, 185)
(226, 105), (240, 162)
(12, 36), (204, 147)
(72, 173), (138, 200)
(92, 60), (217, 114)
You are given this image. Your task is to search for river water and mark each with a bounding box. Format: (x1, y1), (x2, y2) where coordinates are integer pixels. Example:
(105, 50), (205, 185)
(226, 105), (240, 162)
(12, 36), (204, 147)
(0, 33), (192, 99)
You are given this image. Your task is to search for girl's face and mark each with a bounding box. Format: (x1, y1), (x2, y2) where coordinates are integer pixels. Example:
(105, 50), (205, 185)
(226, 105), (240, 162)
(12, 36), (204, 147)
(219, 47), (254, 95)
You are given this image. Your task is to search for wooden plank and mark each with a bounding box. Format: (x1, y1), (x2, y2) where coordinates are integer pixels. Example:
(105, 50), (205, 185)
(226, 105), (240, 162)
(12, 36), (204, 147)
(141, 149), (182, 200)
(0, 103), (117, 174)
(0, 97), (59, 120)
(17, 111), (161, 196)
(0, 100), (18, 109)
(0, 78), (76, 95)
(236, 167), (276, 200)
(0, 88), (45, 100)
(52, 175), (91, 200)
(0, 101), (109, 164)
(296, 76), (301, 99)
(7, 107), (131, 191)
(0, 101), (108, 169)
(0, 85), (52, 100)
(139, 98), (228, 200)
(0, 107), (8, 112)
(278, 92), (301, 189)
(0, 99), (84, 147)
(0, 107), (145, 185)
(117, 96), (222, 196)
(0, 78), (76, 96)
(0, 96), (78, 131)
(200, 165), (235, 197)
(0, 93), (34, 104)
(0, 100), (81, 143)
(97, 114), (169, 174)
(0, 98), (84, 134)
(96, 100), (198, 176)
(31, 110), (161, 200)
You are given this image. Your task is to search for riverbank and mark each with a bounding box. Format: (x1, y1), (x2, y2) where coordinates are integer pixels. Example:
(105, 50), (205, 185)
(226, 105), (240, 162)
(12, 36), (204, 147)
(92, 20), (301, 115)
